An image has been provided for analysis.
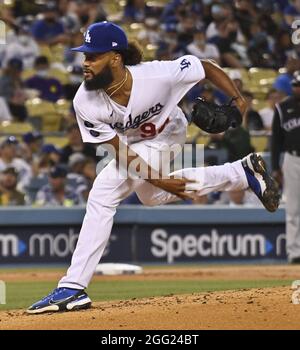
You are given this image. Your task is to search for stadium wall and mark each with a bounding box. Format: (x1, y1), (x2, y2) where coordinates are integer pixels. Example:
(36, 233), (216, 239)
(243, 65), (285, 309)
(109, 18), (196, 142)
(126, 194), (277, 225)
(0, 206), (286, 264)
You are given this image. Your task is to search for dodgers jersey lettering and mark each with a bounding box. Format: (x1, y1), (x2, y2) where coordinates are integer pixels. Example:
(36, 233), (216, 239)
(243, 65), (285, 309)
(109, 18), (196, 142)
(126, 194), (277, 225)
(73, 55), (205, 144)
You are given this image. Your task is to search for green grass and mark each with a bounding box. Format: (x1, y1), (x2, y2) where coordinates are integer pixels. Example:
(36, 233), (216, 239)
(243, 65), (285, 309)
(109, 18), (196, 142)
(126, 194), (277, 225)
(0, 279), (291, 311)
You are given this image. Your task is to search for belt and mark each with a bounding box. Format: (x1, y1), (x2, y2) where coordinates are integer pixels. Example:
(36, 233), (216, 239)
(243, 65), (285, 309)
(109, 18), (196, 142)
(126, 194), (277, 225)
(288, 150), (300, 157)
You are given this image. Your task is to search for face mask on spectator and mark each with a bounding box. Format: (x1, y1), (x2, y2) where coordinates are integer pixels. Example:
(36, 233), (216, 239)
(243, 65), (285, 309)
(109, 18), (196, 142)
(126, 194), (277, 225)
(36, 69), (49, 78)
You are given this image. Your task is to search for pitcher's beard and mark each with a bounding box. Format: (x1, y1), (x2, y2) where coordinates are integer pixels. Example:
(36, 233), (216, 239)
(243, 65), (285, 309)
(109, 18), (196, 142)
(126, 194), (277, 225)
(84, 65), (114, 91)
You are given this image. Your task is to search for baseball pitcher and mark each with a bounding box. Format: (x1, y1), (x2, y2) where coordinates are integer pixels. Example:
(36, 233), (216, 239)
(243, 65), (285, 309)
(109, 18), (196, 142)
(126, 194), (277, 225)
(27, 22), (279, 313)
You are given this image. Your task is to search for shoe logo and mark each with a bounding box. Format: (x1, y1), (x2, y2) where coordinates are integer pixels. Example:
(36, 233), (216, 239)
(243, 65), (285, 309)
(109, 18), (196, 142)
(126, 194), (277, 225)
(49, 295), (74, 305)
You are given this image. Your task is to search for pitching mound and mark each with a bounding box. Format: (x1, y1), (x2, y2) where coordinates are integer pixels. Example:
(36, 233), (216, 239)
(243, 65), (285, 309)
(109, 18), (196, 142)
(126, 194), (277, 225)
(1, 265), (300, 330)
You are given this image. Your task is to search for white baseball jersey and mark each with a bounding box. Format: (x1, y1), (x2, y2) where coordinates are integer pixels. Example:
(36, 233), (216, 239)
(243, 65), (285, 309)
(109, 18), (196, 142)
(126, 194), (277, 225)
(59, 55), (251, 291)
(73, 55), (205, 145)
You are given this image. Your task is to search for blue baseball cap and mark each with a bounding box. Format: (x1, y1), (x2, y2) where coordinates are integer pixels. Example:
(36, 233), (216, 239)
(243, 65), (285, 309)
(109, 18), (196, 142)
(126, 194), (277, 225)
(1, 136), (19, 147)
(23, 131), (43, 144)
(49, 165), (68, 178)
(71, 21), (128, 54)
(41, 144), (60, 154)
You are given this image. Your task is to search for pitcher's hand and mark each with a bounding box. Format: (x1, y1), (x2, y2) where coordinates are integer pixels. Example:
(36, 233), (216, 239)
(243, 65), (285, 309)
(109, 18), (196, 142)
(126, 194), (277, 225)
(148, 177), (197, 201)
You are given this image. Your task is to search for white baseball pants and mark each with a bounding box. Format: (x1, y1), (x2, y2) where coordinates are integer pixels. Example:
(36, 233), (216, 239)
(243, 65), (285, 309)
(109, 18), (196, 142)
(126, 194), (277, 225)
(58, 139), (248, 289)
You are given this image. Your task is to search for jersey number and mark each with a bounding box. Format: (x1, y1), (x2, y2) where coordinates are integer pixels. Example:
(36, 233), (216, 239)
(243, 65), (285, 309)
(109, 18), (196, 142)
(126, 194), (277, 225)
(140, 119), (170, 139)
(140, 123), (156, 138)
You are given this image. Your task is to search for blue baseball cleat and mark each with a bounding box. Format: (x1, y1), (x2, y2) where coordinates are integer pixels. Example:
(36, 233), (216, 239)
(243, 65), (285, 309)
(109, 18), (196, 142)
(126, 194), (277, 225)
(242, 153), (280, 212)
(27, 287), (91, 314)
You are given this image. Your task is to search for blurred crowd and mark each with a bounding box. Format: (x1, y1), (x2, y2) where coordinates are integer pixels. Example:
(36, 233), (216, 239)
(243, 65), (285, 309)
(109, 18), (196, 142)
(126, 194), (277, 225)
(0, 0), (299, 207)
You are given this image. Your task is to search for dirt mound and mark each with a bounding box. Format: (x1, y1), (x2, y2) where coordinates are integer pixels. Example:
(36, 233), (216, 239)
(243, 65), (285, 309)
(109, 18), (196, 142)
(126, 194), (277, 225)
(0, 286), (299, 330)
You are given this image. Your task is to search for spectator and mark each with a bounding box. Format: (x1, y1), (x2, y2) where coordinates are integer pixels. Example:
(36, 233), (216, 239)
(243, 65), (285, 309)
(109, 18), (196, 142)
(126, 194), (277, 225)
(0, 97), (12, 122)
(210, 17), (248, 68)
(25, 56), (64, 102)
(247, 21), (276, 68)
(35, 165), (81, 207)
(273, 29), (297, 69)
(206, 3), (234, 40)
(273, 56), (300, 97)
(223, 126), (254, 162)
(137, 17), (161, 46)
(67, 152), (89, 202)
(73, 0), (107, 28)
(259, 89), (283, 131)
(156, 26), (184, 60)
(22, 131), (44, 163)
(0, 167), (25, 206)
(186, 27), (220, 64)
(31, 2), (68, 46)
(58, 0), (81, 35)
(82, 158), (97, 190)
(176, 11), (198, 47)
(205, 132), (229, 165)
(0, 136), (32, 191)
(0, 58), (28, 121)
(123, 0), (155, 23)
(66, 30), (85, 66)
(34, 143), (61, 177)
(160, 0), (187, 25)
(64, 65), (83, 101)
(242, 91), (264, 131)
(1, 18), (40, 69)
(284, 0), (300, 26)
(60, 123), (97, 163)
(234, 0), (259, 39)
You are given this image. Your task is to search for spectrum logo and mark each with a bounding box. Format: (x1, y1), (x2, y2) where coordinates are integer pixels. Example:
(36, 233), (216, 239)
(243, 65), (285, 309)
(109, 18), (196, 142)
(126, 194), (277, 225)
(0, 230), (79, 258)
(151, 229), (284, 263)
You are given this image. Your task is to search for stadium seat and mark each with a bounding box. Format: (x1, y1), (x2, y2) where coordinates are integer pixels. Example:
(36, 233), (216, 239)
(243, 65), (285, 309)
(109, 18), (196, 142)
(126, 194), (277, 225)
(252, 99), (268, 111)
(0, 121), (33, 135)
(49, 68), (70, 85)
(186, 124), (201, 143)
(196, 134), (210, 146)
(251, 135), (269, 152)
(56, 99), (71, 118)
(25, 98), (62, 132)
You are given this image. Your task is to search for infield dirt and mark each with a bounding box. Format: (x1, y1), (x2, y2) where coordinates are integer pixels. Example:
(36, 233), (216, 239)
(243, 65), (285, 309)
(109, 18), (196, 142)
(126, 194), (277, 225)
(1, 265), (300, 330)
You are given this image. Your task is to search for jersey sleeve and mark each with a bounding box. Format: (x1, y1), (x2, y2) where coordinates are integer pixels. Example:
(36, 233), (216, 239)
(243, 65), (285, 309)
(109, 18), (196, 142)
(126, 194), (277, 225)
(167, 55), (205, 104)
(169, 55), (205, 85)
(74, 101), (116, 144)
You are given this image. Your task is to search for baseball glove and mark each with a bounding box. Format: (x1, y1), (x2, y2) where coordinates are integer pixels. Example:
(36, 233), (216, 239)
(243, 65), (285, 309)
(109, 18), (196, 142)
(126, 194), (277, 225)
(191, 97), (243, 134)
